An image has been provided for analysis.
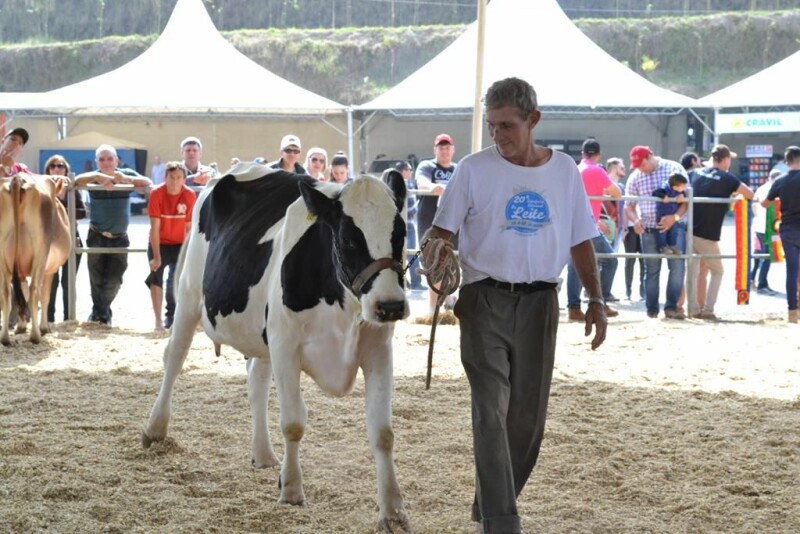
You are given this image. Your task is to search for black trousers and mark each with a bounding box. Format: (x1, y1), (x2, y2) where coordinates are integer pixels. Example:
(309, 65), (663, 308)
(454, 282), (558, 533)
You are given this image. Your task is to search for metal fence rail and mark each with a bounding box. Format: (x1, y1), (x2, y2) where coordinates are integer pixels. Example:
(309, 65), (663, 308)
(62, 184), (759, 320)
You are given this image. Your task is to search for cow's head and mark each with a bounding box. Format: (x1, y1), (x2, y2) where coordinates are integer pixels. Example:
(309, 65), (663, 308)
(299, 173), (409, 323)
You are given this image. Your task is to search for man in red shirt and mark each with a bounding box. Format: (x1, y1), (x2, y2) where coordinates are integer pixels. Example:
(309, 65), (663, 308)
(566, 138), (621, 320)
(146, 161), (196, 331)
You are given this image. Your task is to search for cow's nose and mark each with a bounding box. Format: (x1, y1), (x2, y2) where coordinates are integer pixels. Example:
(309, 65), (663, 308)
(375, 300), (406, 322)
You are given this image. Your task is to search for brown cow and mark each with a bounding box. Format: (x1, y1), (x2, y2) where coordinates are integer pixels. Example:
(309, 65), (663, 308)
(0, 173), (71, 345)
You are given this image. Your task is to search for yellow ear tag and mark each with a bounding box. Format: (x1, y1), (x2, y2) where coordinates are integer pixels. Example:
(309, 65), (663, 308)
(306, 212), (316, 223)
(353, 301), (363, 326)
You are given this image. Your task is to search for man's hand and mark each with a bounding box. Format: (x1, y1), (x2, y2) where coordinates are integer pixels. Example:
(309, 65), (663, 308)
(420, 236), (453, 272)
(584, 302), (608, 350)
(632, 219), (645, 235)
(149, 258), (161, 272)
(657, 215), (676, 233)
(597, 219), (610, 236)
(430, 184), (445, 196)
(193, 171), (210, 186)
(113, 171), (133, 185)
(100, 175), (116, 190)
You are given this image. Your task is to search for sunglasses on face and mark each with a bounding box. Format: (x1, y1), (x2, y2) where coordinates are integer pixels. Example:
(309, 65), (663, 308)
(49, 163), (66, 169)
(283, 148), (301, 155)
(310, 157), (326, 163)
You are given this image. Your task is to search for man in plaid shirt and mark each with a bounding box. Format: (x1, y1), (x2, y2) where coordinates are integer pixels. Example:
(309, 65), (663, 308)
(624, 146), (689, 319)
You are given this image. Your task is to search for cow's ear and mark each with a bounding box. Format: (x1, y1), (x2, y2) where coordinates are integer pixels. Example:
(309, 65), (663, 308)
(382, 169), (407, 213)
(299, 181), (338, 225)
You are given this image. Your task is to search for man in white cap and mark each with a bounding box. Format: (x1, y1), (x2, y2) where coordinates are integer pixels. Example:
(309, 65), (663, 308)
(180, 136), (216, 187)
(270, 134), (307, 174)
(0, 127), (31, 179)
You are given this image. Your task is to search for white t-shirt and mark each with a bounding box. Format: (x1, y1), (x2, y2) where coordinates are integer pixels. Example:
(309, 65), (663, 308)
(433, 146), (597, 286)
(752, 180), (774, 234)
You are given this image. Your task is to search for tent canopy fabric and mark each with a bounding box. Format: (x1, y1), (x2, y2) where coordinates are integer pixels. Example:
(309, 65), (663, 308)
(358, 0), (697, 114)
(698, 50), (800, 109)
(43, 131), (146, 149)
(3, 0), (344, 116)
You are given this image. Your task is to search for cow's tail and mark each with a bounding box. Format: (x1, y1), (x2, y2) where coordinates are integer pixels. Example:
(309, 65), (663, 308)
(10, 175), (30, 322)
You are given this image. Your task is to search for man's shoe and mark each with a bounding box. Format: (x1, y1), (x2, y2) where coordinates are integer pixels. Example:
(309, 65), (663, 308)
(699, 311), (719, 321)
(664, 308), (686, 320)
(646, 310), (659, 318)
(605, 293), (620, 303)
(788, 310), (799, 324)
(604, 305), (619, 317)
(568, 308), (585, 321)
(757, 286), (778, 296)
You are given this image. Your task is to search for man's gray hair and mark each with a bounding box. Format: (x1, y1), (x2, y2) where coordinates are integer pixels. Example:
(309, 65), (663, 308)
(95, 144), (117, 158)
(483, 77), (538, 119)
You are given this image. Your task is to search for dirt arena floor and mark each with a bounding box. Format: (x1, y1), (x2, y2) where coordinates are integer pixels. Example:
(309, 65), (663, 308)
(1, 216), (799, 533)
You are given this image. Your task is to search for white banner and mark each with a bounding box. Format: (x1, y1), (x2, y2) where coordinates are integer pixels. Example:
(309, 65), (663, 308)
(717, 111), (800, 134)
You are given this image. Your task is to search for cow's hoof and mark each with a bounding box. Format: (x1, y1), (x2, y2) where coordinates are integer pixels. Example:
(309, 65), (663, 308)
(378, 512), (412, 533)
(277, 495), (307, 508)
(251, 452), (279, 469)
(1, 335), (10, 346)
(30, 333), (41, 344)
(14, 324), (26, 334)
(141, 430), (161, 449)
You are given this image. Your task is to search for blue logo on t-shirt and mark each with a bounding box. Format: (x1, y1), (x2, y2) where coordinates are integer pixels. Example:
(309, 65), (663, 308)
(505, 191), (550, 235)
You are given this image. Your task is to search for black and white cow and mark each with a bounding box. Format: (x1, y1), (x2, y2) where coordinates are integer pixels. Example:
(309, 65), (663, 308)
(142, 163), (410, 531)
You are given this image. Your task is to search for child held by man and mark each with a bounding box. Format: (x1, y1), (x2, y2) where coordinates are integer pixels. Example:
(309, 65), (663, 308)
(652, 173), (688, 255)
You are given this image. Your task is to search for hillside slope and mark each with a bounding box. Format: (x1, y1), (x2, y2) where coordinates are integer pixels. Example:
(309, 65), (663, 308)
(1, 11), (798, 103)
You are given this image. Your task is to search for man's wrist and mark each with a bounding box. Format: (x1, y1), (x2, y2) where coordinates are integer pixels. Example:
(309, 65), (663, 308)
(673, 213), (682, 222)
(587, 297), (604, 306)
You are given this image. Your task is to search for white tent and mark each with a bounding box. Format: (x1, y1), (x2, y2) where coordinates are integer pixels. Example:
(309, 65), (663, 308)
(358, 0), (697, 115)
(2, 0), (344, 116)
(698, 50), (800, 109)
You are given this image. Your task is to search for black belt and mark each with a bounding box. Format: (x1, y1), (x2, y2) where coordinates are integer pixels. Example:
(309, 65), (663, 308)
(90, 225), (127, 239)
(477, 277), (557, 294)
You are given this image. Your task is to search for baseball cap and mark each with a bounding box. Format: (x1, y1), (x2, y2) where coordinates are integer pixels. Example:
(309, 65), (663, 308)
(4, 127), (29, 145)
(180, 136), (202, 150)
(629, 145), (653, 169)
(281, 134), (301, 150)
(434, 133), (454, 146)
(710, 144), (737, 161)
(582, 138), (600, 156)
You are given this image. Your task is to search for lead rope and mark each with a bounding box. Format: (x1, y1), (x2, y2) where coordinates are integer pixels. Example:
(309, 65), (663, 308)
(415, 238), (461, 389)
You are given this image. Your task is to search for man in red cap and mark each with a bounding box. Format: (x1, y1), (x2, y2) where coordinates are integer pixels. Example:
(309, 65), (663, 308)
(624, 146), (689, 319)
(415, 133), (457, 313)
(0, 127), (31, 179)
